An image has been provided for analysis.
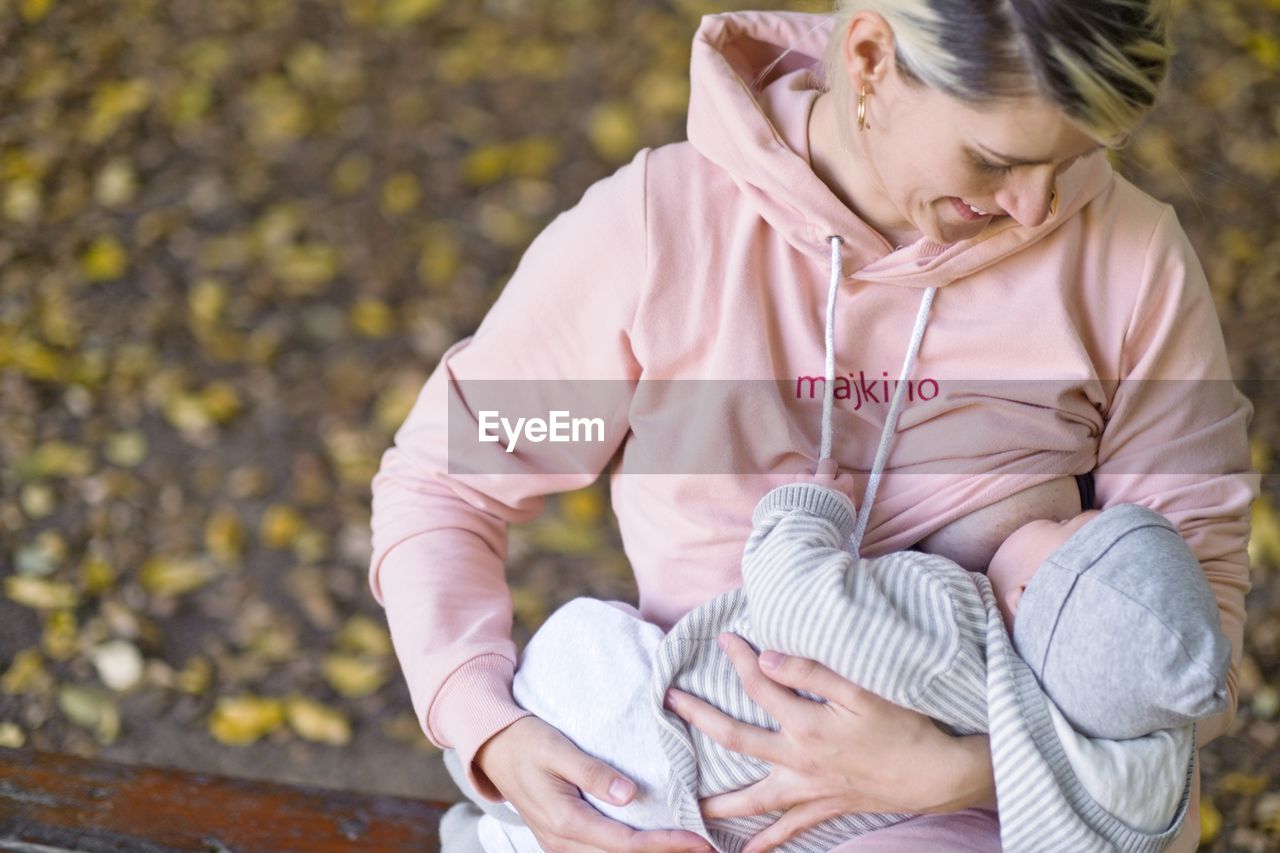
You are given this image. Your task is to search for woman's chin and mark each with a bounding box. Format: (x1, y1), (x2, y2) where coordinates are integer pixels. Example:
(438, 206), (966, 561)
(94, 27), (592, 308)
(927, 216), (987, 246)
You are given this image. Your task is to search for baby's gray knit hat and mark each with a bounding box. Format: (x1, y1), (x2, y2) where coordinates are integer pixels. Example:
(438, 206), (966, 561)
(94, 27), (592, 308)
(1011, 503), (1230, 740)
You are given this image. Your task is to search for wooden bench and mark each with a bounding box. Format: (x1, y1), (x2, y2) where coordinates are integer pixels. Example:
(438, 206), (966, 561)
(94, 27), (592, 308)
(0, 747), (451, 852)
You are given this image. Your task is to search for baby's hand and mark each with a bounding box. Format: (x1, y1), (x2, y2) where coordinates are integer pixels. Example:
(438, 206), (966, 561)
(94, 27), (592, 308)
(804, 458), (857, 503)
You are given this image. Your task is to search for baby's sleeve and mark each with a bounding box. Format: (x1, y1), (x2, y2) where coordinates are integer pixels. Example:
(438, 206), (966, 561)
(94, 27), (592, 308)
(741, 483), (969, 708)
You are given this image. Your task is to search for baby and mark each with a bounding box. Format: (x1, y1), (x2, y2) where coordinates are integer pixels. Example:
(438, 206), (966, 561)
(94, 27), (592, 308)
(446, 478), (1230, 853)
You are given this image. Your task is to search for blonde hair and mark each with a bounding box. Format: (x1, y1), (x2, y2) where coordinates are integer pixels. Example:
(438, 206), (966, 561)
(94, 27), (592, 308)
(820, 0), (1174, 147)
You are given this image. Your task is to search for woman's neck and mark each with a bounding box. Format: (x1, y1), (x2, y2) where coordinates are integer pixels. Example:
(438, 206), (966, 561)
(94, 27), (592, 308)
(807, 91), (920, 248)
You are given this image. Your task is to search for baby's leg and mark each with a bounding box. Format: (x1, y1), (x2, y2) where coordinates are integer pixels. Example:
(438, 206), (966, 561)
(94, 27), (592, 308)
(510, 597), (674, 830)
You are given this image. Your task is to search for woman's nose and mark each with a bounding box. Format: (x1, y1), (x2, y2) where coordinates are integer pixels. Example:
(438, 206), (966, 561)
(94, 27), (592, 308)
(995, 169), (1057, 228)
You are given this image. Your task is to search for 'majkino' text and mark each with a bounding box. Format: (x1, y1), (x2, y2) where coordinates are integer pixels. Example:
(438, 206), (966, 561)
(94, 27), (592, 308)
(796, 372), (939, 411)
(478, 410), (605, 453)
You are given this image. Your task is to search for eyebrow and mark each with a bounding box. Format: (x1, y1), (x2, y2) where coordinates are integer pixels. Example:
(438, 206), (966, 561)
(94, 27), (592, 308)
(977, 142), (1102, 166)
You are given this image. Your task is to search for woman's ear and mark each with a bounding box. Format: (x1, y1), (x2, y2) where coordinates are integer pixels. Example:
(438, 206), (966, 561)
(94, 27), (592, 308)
(841, 10), (896, 90)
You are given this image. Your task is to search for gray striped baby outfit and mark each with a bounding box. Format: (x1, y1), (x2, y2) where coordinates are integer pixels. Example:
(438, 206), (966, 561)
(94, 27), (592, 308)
(650, 482), (1196, 852)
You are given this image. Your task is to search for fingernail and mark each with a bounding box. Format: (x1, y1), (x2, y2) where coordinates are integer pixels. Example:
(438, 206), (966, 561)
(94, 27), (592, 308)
(716, 633), (729, 651)
(664, 689), (677, 710)
(609, 777), (634, 803)
(759, 650), (783, 670)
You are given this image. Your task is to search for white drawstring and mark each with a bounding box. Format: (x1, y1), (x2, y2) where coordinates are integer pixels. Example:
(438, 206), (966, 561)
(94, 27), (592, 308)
(850, 284), (935, 556)
(818, 236), (842, 463)
(818, 235), (936, 557)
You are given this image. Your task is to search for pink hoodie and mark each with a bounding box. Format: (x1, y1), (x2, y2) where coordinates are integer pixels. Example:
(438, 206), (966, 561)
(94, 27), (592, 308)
(370, 8), (1257, 822)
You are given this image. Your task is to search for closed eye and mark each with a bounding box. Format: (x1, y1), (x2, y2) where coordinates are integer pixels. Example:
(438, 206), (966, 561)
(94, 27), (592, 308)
(974, 156), (1014, 175)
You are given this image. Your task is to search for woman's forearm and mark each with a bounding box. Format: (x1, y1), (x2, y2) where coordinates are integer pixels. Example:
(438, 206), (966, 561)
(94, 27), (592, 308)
(942, 734), (998, 811)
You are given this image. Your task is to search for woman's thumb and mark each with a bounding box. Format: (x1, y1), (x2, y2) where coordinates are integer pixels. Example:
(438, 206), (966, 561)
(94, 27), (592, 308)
(573, 755), (636, 806)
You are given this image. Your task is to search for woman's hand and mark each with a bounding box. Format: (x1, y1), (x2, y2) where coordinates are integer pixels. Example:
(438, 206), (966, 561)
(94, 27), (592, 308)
(663, 633), (995, 853)
(474, 715), (714, 853)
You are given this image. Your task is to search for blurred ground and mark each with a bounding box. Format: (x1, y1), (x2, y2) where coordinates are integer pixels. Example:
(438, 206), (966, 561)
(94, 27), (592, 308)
(0, 0), (1278, 849)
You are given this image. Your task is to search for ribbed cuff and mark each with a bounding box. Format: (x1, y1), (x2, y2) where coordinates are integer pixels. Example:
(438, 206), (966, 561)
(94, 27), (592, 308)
(428, 654), (533, 802)
(753, 483), (856, 539)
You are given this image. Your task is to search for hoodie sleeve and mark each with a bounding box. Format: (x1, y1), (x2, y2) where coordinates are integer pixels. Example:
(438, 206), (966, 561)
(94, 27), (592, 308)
(368, 149), (649, 800)
(1092, 204), (1259, 750)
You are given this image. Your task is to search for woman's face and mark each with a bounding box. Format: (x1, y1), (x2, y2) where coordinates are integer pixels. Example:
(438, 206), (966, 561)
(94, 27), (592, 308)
(822, 15), (1108, 247)
(863, 81), (1104, 246)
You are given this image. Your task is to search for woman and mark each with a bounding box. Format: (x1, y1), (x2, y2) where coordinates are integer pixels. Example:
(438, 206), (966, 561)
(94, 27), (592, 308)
(370, 3), (1256, 851)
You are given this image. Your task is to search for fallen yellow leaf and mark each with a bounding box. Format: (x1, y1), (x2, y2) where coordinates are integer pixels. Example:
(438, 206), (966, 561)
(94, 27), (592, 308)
(57, 684), (121, 744)
(416, 225), (460, 288)
(1194, 791), (1221, 839)
(5, 576), (80, 610)
(42, 609), (78, 660)
(103, 430), (147, 468)
(322, 653), (388, 699)
(138, 556), (219, 596)
(20, 0), (55, 24)
(209, 695), (286, 746)
(95, 158), (137, 208)
(2, 648), (53, 696)
(350, 297), (394, 338)
(200, 380), (241, 423)
(337, 615), (393, 657)
(1250, 497), (1280, 570)
(3, 178), (42, 224)
(561, 487), (604, 526)
(463, 144), (510, 188)
(331, 153), (371, 196)
(0, 722), (24, 748)
(510, 584), (549, 632)
(86, 79), (151, 143)
(260, 504), (304, 549)
(31, 441), (94, 477)
(79, 554), (116, 596)
(270, 243), (340, 295)
(285, 696), (352, 745)
(381, 172), (421, 215)
(1219, 771), (1269, 796)
(588, 101), (639, 163)
(188, 277), (227, 327)
(374, 382), (421, 435)
(176, 656), (213, 695)
(78, 234), (127, 280)
(381, 0), (444, 27)
(205, 506), (245, 564)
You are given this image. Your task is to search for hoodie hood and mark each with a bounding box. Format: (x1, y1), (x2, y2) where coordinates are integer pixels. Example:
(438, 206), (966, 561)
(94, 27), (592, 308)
(687, 10), (1115, 289)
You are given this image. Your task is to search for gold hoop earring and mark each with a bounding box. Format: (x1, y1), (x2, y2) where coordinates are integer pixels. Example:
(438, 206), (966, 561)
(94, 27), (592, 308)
(857, 84), (871, 131)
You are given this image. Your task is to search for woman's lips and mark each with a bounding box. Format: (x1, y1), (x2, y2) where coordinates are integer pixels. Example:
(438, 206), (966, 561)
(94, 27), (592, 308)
(950, 197), (991, 221)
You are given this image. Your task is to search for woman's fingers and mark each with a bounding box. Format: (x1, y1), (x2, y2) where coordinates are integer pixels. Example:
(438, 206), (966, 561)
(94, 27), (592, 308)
(549, 794), (711, 852)
(715, 632), (821, 725)
(699, 773), (800, 820)
(665, 686), (782, 765)
(741, 797), (849, 853)
(752, 648), (872, 711)
(553, 747), (637, 807)
(547, 744), (713, 851)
